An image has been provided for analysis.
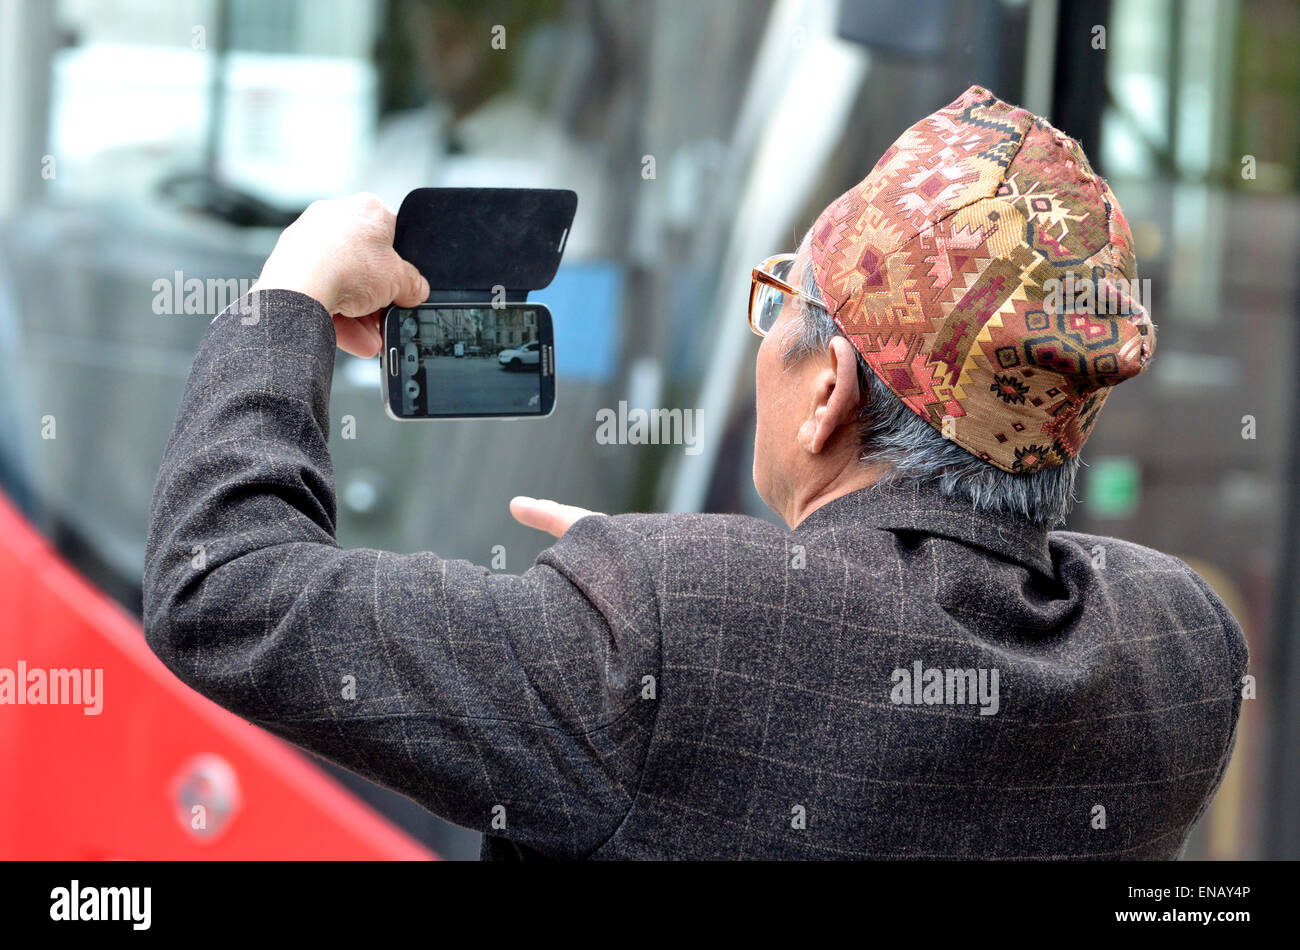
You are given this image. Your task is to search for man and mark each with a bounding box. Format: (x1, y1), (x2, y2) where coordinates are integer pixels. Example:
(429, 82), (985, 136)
(144, 86), (1247, 859)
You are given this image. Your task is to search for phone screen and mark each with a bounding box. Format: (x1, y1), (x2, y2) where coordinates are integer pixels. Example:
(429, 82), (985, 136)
(384, 303), (555, 419)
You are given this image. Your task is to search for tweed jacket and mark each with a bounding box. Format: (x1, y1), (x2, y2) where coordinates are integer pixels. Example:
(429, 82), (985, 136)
(143, 290), (1248, 860)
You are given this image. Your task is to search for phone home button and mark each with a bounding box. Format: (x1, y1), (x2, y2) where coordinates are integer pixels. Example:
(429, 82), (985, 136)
(388, 347), (399, 376)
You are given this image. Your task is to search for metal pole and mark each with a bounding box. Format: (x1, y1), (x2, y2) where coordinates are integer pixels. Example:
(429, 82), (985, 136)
(0, 0), (58, 215)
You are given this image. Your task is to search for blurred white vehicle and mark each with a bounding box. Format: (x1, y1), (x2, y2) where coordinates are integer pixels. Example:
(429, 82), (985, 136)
(497, 340), (539, 370)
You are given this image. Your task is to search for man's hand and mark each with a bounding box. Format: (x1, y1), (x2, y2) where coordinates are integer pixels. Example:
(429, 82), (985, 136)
(510, 497), (605, 538)
(251, 192), (430, 358)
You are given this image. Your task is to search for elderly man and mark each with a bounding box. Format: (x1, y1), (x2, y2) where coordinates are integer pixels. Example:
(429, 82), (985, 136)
(144, 86), (1247, 860)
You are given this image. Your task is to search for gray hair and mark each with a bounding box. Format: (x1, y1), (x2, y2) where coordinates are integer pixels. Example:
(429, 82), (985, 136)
(781, 259), (1079, 527)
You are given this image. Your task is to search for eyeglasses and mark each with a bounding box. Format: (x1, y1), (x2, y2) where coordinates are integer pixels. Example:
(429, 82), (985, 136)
(748, 253), (830, 337)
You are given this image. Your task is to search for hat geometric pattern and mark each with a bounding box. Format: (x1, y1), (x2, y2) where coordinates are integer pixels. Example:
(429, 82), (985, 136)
(809, 85), (1155, 473)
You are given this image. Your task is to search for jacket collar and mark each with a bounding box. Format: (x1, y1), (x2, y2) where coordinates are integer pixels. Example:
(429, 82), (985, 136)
(794, 478), (1055, 577)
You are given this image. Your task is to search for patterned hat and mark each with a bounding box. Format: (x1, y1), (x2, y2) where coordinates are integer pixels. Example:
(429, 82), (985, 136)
(808, 85), (1154, 474)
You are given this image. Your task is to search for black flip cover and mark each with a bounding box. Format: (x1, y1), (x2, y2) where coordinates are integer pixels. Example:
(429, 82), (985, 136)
(394, 188), (577, 301)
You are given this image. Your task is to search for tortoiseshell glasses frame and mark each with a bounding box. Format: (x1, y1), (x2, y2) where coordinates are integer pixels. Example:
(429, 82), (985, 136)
(748, 253), (831, 337)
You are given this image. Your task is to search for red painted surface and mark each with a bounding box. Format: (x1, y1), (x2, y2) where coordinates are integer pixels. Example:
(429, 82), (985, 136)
(0, 489), (435, 860)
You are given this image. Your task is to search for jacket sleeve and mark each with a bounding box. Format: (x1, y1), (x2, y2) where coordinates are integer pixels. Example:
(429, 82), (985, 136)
(142, 289), (661, 858)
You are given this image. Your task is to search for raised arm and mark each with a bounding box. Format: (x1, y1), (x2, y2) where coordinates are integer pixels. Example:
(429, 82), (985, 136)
(142, 195), (660, 858)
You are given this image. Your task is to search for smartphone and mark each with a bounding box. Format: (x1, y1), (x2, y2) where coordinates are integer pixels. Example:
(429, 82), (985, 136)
(382, 302), (556, 420)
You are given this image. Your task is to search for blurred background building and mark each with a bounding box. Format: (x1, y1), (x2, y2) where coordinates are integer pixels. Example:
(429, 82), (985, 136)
(0, 0), (1295, 859)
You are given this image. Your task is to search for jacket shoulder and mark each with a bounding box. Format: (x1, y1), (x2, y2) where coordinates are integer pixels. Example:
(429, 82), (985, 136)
(1052, 529), (1248, 671)
(605, 510), (790, 544)
(1050, 528), (1188, 569)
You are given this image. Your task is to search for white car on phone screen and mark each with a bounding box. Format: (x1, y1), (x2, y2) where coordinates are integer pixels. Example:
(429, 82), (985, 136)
(498, 340), (540, 371)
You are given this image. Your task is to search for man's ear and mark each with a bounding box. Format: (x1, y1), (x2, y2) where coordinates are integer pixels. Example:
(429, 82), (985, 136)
(803, 336), (862, 455)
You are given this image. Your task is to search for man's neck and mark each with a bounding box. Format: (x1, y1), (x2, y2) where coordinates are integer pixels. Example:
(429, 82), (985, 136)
(785, 459), (893, 528)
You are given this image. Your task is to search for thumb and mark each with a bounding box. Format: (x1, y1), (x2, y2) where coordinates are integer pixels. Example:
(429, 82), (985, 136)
(390, 255), (429, 309)
(510, 496), (603, 538)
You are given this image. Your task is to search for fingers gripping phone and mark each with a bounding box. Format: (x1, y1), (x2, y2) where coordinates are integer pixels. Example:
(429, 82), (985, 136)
(381, 187), (574, 422)
(383, 302), (556, 420)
